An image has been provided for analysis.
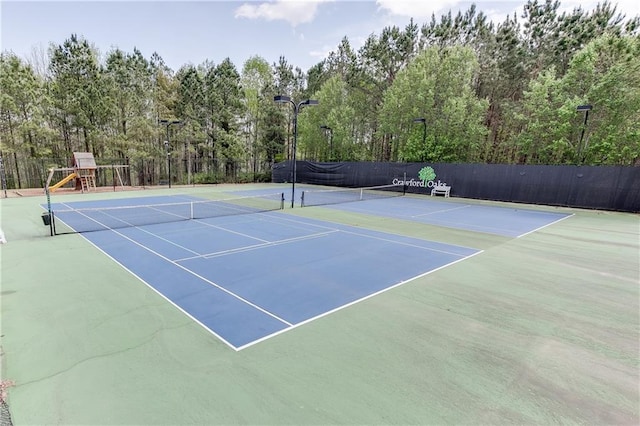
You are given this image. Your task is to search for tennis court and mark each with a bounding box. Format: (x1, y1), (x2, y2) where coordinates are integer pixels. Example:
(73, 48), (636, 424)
(1, 183), (638, 424)
(298, 184), (573, 237)
(45, 192), (480, 350)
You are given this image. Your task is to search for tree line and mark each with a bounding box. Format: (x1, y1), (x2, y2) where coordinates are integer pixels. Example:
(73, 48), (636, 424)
(1, 0), (639, 188)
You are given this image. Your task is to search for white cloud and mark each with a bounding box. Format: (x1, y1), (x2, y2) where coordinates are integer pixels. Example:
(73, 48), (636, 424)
(375, 0), (458, 19)
(308, 44), (334, 59)
(234, 0), (331, 27)
(560, 0), (639, 19)
(376, 0), (639, 24)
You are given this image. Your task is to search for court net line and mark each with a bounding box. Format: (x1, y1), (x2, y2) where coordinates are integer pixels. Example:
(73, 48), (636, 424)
(49, 192), (285, 234)
(300, 184), (405, 207)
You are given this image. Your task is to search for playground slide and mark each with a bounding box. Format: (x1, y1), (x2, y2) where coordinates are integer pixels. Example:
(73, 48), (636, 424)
(49, 172), (77, 192)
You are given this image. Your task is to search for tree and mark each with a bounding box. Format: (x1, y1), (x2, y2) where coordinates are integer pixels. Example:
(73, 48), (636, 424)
(207, 58), (245, 177)
(49, 34), (113, 155)
(298, 76), (355, 161)
(104, 47), (153, 158)
(379, 46), (488, 162)
(0, 53), (52, 187)
(561, 33), (640, 165)
(241, 55), (273, 177)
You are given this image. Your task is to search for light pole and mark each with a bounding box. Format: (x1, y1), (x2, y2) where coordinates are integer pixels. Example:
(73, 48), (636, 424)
(159, 119), (181, 188)
(576, 105), (592, 164)
(413, 118), (426, 162)
(274, 95), (319, 208)
(320, 125), (333, 161)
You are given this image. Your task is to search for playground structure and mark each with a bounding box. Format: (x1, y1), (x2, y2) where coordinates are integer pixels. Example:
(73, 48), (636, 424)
(45, 152), (129, 193)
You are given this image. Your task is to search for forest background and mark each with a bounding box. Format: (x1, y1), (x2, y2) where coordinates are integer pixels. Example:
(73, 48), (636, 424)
(1, 0), (639, 188)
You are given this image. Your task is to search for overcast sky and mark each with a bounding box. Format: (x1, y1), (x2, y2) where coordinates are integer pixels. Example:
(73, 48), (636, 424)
(1, 0), (638, 72)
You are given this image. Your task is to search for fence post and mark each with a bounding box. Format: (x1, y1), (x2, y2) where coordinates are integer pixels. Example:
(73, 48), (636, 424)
(0, 152), (7, 198)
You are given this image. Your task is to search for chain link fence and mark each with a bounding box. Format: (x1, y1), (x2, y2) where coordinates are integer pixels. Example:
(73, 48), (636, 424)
(0, 399), (12, 426)
(0, 154), (273, 192)
(0, 379), (13, 426)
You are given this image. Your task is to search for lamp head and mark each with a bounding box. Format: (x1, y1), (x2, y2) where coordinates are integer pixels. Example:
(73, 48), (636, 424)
(413, 118), (426, 123)
(160, 119), (182, 125)
(303, 99), (319, 106)
(274, 95), (292, 103)
(576, 105), (592, 112)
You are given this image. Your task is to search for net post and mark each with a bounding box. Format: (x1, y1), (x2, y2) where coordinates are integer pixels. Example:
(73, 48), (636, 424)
(281, 192), (285, 209)
(403, 172), (407, 195)
(190, 201), (194, 219)
(45, 187), (54, 236)
(300, 191), (305, 207)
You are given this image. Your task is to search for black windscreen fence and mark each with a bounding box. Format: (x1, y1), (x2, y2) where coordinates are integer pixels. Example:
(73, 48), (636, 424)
(272, 161), (640, 212)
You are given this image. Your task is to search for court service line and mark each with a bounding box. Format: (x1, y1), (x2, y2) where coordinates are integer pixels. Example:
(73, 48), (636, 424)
(321, 201), (570, 237)
(97, 228), (294, 327)
(236, 249), (485, 351)
(259, 212), (479, 253)
(337, 228), (474, 257)
(410, 204), (472, 218)
(133, 227), (202, 256)
(410, 217), (522, 235)
(191, 219), (271, 243)
(174, 230), (339, 262)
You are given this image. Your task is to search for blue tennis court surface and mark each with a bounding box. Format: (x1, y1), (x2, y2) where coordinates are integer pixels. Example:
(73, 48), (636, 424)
(303, 194), (572, 237)
(48, 195), (480, 350)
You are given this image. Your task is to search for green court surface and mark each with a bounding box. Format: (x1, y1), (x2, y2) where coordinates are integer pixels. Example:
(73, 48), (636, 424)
(1, 184), (638, 425)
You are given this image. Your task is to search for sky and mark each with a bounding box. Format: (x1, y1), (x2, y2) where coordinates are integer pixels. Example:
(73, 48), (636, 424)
(1, 0), (639, 73)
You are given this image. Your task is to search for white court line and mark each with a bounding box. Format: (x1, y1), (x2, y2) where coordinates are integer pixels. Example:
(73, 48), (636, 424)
(92, 227), (294, 326)
(57, 203), (137, 231)
(516, 213), (575, 238)
(338, 228), (473, 257)
(67, 204), (484, 351)
(174, 230), (339, 262)
(411, 204), (472, 217)
(191, 219), (271, 243)
(132, 227), (202, 256)
(256, 212), (343, 233)
(55, 205), (217, 257)
(72, 234), (240, 351)
(236, 249), (485, 351)
(268, 213), (479, 254)
(314, 200), (572, 237)
(303, 202), (507, 235)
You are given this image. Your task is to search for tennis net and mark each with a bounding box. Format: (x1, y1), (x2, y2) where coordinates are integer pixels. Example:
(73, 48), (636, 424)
(300, 184), (405, 207)
(50, 192), (285, 234)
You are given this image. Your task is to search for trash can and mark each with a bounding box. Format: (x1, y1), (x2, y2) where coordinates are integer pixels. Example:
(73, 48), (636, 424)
(41, 212), (51, 226)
